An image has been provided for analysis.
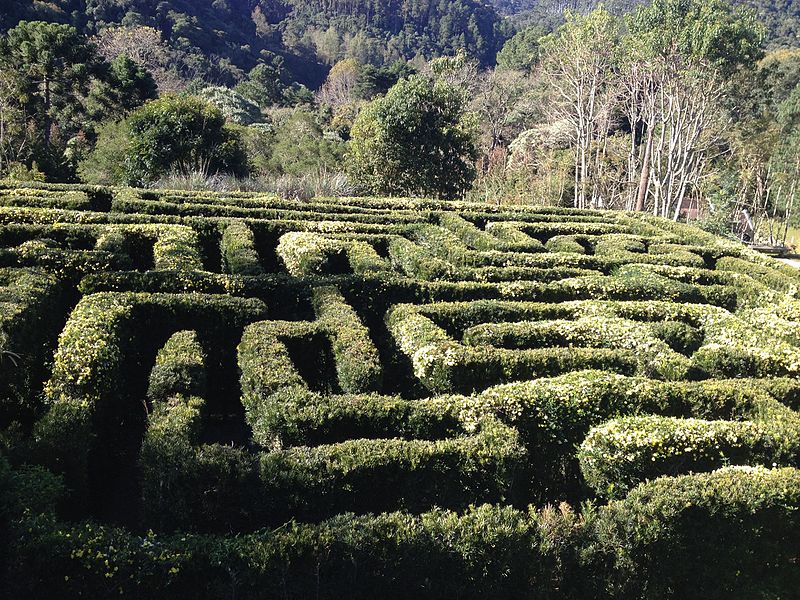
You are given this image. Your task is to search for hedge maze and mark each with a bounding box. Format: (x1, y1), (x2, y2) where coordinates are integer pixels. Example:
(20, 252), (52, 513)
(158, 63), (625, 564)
(1, 183), (800, 598)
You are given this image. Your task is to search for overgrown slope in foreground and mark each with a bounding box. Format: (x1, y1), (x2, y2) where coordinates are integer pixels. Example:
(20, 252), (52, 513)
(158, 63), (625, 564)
(1, 183), (799, 598)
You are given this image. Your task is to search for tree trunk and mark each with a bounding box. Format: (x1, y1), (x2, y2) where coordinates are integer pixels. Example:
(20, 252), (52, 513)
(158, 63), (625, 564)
(43, 74), (51, 150)
(635, 124), (652, 211)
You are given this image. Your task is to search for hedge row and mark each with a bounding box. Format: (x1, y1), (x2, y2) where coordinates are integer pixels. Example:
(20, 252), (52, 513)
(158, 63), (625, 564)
(388, 235), (603, 283)
(579, 397), (800, 496)
(593, 234), (706, 268)
(239, 287), (382, 446)
(387, 295), (800, 392)
(0, 181), (112, 210)
(0, 221), (204, 274)
(238, 320), (315, 442)
(388, 236), (733, 300)
(137, 414), (525, 532)
(463, 315), (696, 379)
(0, 268), (64, 426)
(139, 393), (207, 531)
(438, 213), (545, 253)
(277, 231), (390, 277)
(34, 292), (267, 493)
(311, 286), (382, 393)
(545, 234), (587, 254)
(146, 225), (204, 271)
(0, 189), (92, 211)
(111, 192), (423, 225)
(4, 465), (799, 599)
(139, 313), (522, 530)
(220, 221), (263, 276)
(463, 369), (800, 498)
(387, 304), (649, 393)
(228, 365), (800, 502)
(146, 330), (207, 402)
(716, 255), (800, 292)
(484, 219), (547, 250)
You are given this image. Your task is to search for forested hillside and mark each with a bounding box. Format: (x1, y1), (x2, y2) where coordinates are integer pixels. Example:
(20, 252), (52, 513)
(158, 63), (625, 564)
(492, 0), (800, 46)
(0, 0), (511, 89)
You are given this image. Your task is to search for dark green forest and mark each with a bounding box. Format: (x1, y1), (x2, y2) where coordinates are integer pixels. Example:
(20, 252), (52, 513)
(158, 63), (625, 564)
(0, 0), (513, 87)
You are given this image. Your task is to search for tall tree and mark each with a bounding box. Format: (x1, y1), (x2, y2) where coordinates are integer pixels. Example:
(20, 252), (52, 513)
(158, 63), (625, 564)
(87, 54), (158, 122)
(82, 95), (248, 186)
(0, 21), (99, 175)
(626, 0), (765, 218)
(539, 7), (621, 209)
(347, 75), (478, 200)
(317, 59), (361, 110)
(496, 26), (544, 73)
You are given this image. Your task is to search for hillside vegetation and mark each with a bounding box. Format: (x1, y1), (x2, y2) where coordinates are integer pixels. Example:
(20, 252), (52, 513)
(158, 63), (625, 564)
(0, 0), (511, 86)
(2, 0), (799, 243)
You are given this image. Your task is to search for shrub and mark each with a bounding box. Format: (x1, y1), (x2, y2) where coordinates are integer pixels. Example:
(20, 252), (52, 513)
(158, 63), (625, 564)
(220, 221), (263, 276)
(312, 286), (382, 393)
(347, 76), (477, 200)
(591, 466), (800, 599)
(579, 406), (800, 497)
(36, 293), (266, 493)
(546, 235), (586, 254)
(147, 331), (207, 402)
(112, 96), (249, 186)
(7, 468), (800, 599)
(0, 268), (63, 426)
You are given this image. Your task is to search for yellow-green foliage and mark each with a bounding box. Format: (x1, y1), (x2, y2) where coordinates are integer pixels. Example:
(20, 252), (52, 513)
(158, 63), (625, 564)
(3, 182), (800, 597)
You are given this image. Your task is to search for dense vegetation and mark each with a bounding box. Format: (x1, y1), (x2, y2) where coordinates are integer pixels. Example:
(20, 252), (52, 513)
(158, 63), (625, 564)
(2, 0), (800, 595)
(1, 0), (799, 241)
(0, 0), (511, 84)
(496, 0), (800, 48)
(1, 183), (800, 596)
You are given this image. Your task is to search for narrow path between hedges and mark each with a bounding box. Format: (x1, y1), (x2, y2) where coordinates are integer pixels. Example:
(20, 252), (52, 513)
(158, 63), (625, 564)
(776, 257), (800, 269)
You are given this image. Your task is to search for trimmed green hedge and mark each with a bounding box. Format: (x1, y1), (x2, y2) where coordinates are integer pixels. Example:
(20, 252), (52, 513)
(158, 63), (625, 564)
(5, 465), (799, 599)
(5, 186), (800, 597)
(546, 235), (587, 254)
(220, 221), (263, 276)
(147, 330), (207, 403)
(139, 394), (206, 531)
(34, 292), (267, 493)
(463, 315), (693, 380)
(312, 286), (382, 393)
(278, 231), (390, 277)
(0, 268), (64, 426)
(591, 466), (800, 599)
(439, 213), (545, 252)
(579, 398), (800, 496)
(387, 294), (800, 392)
(142, 365), (525, 530)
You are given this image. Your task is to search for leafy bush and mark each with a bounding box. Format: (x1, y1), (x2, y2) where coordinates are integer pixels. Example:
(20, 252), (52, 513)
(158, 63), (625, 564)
(147, 331), (207, 402)
(85, 96), (249, 186)
(347, 76), (478, 200)
(590, 466), (800, 599)
(220, 221), (263, 276)
(579, 409), (800, 497)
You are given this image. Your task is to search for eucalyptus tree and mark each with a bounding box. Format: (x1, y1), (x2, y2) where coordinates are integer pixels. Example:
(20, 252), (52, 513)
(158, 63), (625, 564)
(625, 0), (765, 218)
(539, 7), (621, 209)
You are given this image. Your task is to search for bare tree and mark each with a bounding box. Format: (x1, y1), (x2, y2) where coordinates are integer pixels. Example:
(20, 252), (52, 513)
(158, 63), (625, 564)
(94, 26), (185, 93)
(317, 59), (360, 109)
(642, 60), (725, 220)
(470, 69), (530, 161)
(539, 8), (620, 209)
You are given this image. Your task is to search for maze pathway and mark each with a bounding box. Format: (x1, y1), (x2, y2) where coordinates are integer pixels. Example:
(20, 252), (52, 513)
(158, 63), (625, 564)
(1, 183), (799, 598)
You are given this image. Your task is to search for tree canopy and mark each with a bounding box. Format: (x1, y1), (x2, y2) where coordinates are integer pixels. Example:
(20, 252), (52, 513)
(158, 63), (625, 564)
(83, 95), (248, 186)
(347, 75), (477, 199)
